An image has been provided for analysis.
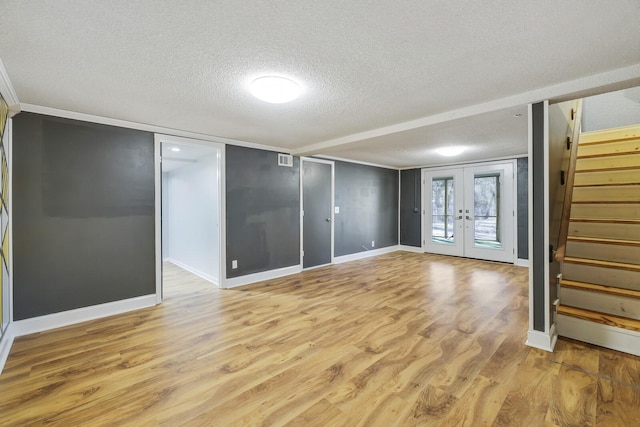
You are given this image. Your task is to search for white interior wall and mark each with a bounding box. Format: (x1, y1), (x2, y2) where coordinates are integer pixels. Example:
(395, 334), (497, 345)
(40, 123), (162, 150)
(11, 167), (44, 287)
(582, 86), (640, 132)
(165, 154), (219, 284)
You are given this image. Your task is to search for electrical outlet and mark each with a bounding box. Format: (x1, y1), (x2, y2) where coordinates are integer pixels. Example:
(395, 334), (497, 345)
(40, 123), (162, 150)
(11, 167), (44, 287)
(371, 240), (375, 247)
(232, 260), (238, 269)
(335, 206), (340, 214)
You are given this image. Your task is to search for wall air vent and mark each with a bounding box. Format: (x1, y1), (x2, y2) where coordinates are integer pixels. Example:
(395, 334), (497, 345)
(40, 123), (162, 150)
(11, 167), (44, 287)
(278, 153), (293, 167)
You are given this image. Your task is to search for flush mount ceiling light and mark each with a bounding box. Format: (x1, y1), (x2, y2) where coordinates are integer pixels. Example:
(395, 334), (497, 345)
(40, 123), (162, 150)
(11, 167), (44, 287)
(250, 76), (301, 103)
(170, 147), (181, 152)
(435, 146), (465, 157)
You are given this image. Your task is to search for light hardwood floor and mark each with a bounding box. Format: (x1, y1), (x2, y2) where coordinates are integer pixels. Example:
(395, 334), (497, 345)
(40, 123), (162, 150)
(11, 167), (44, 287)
(1, 252), (639, 426)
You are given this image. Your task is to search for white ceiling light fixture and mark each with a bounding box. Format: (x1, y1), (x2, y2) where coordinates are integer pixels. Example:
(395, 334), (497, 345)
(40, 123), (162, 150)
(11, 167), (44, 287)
(435, 146), (465, 157)
(170, 147), (181, 152)
(250, 76), (301, 104)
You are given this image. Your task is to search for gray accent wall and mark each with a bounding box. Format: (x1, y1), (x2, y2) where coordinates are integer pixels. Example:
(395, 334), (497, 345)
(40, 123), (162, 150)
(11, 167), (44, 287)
(225, 145), (300, 278)
(334, 161), (398, 256)
(531, 102), (546, 332)
(400, 169), (421, 247)
(517, 158), (529, 260)
(13, 113), (155, 320)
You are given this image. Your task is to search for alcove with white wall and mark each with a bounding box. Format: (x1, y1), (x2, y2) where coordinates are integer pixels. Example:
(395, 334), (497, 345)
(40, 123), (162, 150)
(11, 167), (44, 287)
(161, 143), (220, 285)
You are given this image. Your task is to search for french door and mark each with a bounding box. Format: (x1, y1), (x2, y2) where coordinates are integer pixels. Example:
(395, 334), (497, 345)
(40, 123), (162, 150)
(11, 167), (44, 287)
(422, 161), (515, 263)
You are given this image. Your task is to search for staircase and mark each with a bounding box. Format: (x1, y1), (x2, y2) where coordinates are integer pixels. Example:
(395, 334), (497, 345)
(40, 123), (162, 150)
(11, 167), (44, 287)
(557, 124), (640, 355)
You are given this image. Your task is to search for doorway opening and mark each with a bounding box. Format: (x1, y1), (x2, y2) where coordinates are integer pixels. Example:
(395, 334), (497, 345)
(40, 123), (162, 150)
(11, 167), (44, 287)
(156, 135), (224, 300)
(422, 160), (515, 263)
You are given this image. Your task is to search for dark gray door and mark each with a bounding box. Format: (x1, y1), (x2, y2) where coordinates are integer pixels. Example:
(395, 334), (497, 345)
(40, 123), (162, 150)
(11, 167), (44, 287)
(303, 160), (332, 268)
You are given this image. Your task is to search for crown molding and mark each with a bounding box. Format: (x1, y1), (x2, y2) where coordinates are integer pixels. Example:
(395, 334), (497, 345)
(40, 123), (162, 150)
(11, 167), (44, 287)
(0, 58), (20, 114)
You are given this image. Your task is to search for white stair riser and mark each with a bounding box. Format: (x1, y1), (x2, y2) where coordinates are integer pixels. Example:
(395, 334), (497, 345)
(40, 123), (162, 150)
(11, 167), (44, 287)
(560, 287), (640, 320)
(572, 185), (640, 202)
(566, 241), (640, 264)
(568, 221), (640, 240)
(562, 263), (640, 290)
(570, 204), (640, 219)
(574, 169), (640, 186)
(576, 153), (640, 171)
(578, 139), (640, 157)
(557, 314), (640, 356)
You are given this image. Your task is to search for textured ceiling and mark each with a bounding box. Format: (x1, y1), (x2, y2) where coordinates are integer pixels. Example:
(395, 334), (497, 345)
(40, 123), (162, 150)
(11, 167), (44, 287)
(1, 1), (639, 167)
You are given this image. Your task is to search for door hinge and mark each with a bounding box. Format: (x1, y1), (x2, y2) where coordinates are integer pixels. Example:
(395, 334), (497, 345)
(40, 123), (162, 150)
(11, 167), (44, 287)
(301, 250), (304, 256)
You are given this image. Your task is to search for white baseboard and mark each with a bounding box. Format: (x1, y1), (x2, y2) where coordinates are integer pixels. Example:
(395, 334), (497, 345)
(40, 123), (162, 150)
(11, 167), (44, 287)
(525, 324), (558, 352)
(398, 245), (423, 253)
(0, 324), (15, 375)
(12, 294), (157, 337)
(334, 245), (399, 264)
(558, 314), (640, 356)
(224, 264), (302, 289)
(515, 258), (530, 268)
(166, 258), (218, 286)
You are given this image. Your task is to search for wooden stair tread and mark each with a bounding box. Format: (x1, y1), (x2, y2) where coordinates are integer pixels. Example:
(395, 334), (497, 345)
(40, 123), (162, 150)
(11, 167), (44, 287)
(578, 150), (640, 159)
(572, 200), (640, 204)
(575, 165), (640, 173)
(570, 218), (640, 225)
(558, 305), (640, 333)
(579, 125), (640, 145)
(560, 279), (640, 299)
(574, 182), (640, 187)
(563, 257), (640, 272)
(567, 236), (640, 247)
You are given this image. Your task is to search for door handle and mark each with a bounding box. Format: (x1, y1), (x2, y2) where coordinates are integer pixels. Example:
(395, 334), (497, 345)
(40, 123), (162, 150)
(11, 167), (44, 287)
(456, 216), (463, 220)
(326, 218), (332, 222)
(465, 215), (472, 220)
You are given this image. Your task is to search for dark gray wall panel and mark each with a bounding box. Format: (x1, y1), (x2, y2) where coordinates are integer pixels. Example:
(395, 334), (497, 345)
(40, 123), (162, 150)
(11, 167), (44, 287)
(334, 161), (398, 256)
(226, 146), (300, 277)
(532, 102), (545, 332)
(400, 169), (421, 247)
(517, 158), (529, 260)
(13, 113), (155, 320)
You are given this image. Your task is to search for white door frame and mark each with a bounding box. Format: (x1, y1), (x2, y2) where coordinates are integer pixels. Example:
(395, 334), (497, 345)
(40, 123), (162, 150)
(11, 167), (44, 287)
(154, 134), (226, 303)
(299, 157), (335, 270)
(422, 159), (518, 264)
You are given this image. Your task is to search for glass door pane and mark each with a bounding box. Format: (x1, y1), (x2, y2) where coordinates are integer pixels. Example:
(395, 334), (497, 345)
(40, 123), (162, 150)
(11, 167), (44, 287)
(423, 168), (464, 257)
(473, 174), (501, 249)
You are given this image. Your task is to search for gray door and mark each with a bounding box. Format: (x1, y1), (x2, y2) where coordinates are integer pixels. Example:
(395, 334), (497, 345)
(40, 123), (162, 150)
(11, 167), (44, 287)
(303, 160), (333, 268)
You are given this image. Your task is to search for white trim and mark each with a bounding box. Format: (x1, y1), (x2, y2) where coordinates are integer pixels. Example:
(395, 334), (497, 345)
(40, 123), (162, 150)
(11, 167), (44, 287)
(292, 63), (640, 157)
(543, 100), (551, 334)
(399, 245), (423, 253)
(0, 324), (15, 375)
(313, 154), (397, 170)
(528, 103), (534, 333)
(165, 258), (218, 286)
(225, 265), (302, 289)
(558, 314), (640, 356)
(515, 258), (530, 268)
(334, 245), (399, 264)
(20, 103), (288, 154)
(11, 295), (156, 337)
(300, 157), (335, 269)
(400, 154), (528, 171)
(525, 323), (558, 352)
(0, 58), (20, 109)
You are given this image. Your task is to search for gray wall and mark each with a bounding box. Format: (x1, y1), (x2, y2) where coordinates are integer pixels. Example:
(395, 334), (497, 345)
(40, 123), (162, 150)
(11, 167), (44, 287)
(400, 169), (421, 247)
(13, 113), (155, 320)
(225, 145), (300, 278)
(582, 86), (640, 132)
(334, 161), (398, 256)
(516, 158), (529, 260)
(531, 102), (546, 332)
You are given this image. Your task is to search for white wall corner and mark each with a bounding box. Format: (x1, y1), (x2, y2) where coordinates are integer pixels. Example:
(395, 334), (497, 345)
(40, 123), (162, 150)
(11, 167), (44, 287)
(0, 324), (16, 375)
(0, 58), (20, 111)
(224, 265), (302, 289)
(12, 295), (156, 337)
(515, 258), (530, 268)
(525, 324), (558, 352)
(165, 258), (218, 286)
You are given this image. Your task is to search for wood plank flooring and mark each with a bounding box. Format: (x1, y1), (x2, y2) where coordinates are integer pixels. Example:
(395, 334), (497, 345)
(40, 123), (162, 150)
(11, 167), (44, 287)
(1, 252), (639, 426)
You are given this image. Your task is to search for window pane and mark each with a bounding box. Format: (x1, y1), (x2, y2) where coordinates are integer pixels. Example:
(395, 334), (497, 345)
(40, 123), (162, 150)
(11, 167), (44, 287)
(446, 179), (455, 215)
(474, 174), (500, 247)
(432, 180), (445, 215)
(432, 214), (445, 237)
